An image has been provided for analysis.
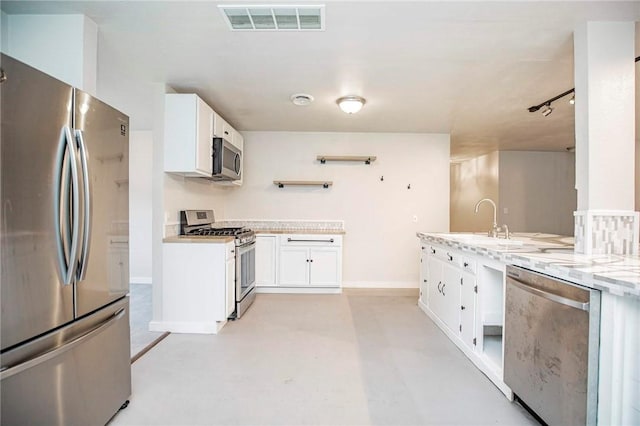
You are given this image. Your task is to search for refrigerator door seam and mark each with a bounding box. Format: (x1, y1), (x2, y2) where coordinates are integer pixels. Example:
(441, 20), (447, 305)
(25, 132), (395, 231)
(0, 308), (125, 380)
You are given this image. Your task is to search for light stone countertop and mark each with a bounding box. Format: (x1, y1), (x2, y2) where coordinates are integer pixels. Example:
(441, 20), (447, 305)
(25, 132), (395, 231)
(163, 236), (234, 244)
(417, 232), (640, 299)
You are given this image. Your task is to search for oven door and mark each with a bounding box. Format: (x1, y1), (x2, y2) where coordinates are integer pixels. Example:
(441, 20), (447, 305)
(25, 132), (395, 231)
(235, 241), (256, 318)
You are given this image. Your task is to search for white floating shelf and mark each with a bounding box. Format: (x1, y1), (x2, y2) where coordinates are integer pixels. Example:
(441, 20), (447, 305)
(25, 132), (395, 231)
(317, 155), (376, 164)
(274, 180), (332, 189)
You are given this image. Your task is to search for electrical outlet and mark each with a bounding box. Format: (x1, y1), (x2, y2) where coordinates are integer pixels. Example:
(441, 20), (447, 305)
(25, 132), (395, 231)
(503, 207), (509, 215)
(412, 215), (418, 223)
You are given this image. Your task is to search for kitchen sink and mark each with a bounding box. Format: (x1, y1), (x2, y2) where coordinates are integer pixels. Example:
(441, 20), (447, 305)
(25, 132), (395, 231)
(433, 233), (525, 246)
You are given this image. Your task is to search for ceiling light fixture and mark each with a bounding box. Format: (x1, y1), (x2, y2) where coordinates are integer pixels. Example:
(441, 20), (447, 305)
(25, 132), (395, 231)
(541, 103), (553, 117)
(290, 93), (314, 106)
(336, 95), (366, 114)
(528, 55), (639, 115)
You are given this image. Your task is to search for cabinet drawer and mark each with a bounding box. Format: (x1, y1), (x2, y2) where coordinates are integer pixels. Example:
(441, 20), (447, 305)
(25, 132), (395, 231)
(280, 234), (342, 247)
(429, 245), (458, 264)
(461, 257), (476, 274)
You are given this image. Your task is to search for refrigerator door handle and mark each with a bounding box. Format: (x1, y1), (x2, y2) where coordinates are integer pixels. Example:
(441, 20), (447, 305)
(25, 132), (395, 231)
(0, 308), (125, 380)
(75, 129), (91, 281)
(53, 126), (81, 286)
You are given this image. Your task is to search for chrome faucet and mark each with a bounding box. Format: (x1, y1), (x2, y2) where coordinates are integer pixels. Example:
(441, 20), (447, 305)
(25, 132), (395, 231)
(474, 198), (500, 238)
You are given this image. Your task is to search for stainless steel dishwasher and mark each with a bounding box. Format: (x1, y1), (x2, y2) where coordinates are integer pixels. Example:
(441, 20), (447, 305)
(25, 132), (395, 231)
(504, 266), (600, 426)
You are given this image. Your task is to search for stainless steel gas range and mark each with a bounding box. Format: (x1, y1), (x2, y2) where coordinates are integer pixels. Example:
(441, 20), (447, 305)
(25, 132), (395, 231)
(180, 210), (256, 319)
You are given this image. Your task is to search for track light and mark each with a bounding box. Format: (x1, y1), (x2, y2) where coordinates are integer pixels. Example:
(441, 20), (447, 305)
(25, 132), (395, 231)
(529, 56), (639, 115)
(528, 88), (574, 113)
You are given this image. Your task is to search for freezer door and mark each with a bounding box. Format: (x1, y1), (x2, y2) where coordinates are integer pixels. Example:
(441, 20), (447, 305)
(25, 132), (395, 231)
(0, 297), (132, 425)
(73, 89), (130, 317)
(0, 54), (75, 351)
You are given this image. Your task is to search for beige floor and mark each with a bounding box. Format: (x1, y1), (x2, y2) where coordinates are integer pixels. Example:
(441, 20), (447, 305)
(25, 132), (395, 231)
(110, 293), (538, 426)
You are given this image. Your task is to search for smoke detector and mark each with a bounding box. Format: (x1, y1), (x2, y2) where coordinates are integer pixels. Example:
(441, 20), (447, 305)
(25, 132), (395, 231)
(291, 93), (314, 106)
(219, 5), (325, 31)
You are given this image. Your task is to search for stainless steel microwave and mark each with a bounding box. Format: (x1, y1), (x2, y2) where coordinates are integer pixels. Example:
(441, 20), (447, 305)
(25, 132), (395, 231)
(212, 137), (241, 181)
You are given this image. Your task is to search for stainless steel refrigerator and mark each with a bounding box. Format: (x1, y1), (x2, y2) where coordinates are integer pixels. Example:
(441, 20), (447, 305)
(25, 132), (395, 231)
(0, 54), (132, 424)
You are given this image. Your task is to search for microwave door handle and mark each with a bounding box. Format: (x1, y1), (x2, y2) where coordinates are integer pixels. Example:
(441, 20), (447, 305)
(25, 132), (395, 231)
(234, 152), (241, 175)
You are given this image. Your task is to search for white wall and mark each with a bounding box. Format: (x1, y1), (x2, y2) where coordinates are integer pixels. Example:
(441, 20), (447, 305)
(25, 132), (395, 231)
(2, 14), (97, 94)
(163, 175), (229, 233)
(498, 151), (576, 236)
(450, 151), (499, 232)
(636, 137), (639, 212)
(224, 131), (450, 288)
(129, 131), (153, 283)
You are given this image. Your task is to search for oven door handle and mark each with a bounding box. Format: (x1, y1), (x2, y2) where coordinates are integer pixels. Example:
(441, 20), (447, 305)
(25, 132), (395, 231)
(235, 241), (256, 255)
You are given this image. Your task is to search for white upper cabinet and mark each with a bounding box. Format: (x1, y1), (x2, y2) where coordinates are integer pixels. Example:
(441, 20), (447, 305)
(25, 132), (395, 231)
(213, 112), (232, 141)
(164, 94), (213, 177)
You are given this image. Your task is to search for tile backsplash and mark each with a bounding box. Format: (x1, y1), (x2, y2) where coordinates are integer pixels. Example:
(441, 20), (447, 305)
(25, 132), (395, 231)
(574, 210), (639, 255)
(219, 220), (345, 232)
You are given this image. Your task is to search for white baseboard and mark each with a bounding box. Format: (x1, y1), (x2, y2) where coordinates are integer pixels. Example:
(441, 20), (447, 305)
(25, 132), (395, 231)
(256, 287), (342, 294)
(148, 320), (225, 334)
(342, 280), (418, 289)
(131, 276), (152, 284)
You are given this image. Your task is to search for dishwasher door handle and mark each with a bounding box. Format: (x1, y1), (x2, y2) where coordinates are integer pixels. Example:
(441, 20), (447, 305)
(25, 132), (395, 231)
(508, 277), (590, 312)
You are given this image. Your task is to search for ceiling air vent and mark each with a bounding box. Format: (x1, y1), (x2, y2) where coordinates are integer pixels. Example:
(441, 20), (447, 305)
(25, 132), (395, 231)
(219, 5), (325, 31)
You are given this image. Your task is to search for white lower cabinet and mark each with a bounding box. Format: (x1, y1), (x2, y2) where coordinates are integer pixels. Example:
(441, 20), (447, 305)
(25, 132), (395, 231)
(460, 270), (476, 350)
(108, 237), (129, 293)
(226, 249), (236, 318)
(153, 241), (235, 334)
(256, 235), (277, 287)
(279, 246), (310, 286)
(419, 241), (511, 398)
(256, 233), (342, 291)
(308, 248), (340, 286)
(426, 252), (463, 334)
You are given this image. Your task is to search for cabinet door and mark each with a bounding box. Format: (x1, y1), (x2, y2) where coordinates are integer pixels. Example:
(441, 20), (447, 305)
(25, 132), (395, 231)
(256, 235), (277, 287)
(107, 241), (129, 293)
(195, 98), (213, 175)
(309, 247), (340, 287)
(440, 265), (461, 332)
(226, 258), (235, 318)
(427, 257), (461, 333)
(460, 271), (476, 350)
(278, 247), (309, 286)
(427, 256), (443, 315)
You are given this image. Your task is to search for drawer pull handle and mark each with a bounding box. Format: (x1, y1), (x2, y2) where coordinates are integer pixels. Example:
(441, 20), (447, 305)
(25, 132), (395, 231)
(437, 281), (442, 293)
(463, 262), (469, 267)
(447, 253), (453, 261)
(442, 283), (446, 296)
(430, 248), (436, 254)
(287, 238), (334, 243)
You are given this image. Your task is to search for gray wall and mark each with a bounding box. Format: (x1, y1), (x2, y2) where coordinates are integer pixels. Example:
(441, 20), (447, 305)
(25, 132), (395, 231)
(451, 151), (576, 236)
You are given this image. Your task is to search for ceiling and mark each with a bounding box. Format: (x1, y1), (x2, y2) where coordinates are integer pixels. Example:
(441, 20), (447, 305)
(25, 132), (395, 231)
(2, 1), (639, 159)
